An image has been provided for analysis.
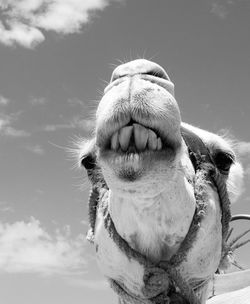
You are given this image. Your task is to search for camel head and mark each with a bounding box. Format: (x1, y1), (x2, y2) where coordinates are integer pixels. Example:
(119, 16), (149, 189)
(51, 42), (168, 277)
(79, 60), (244, 304)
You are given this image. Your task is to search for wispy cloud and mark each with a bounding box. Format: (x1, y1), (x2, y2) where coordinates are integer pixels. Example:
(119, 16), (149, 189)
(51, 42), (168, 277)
(236, 141), (250, 180)
(0, 201), (14, 213)
(43, 123), (73, 132)
(3, 126), (30, 137)
(25, 144), (45, 155)
(0, 0), (119, 48)
(0, 96), (10, 106)
(0, 20), (44, 48)
(67, 98), (85, 107)
(236, 141), (250, 158)
(0, 113), (30, 137)
(41, 116), (95, 133)
(0, 217), (86, 276)
(30, 97), (47, 106)
(0, 116), (10, 129)
(211, 2), (229, 19)
(210, 0), (248, 19)
(72, 116), (95, 132)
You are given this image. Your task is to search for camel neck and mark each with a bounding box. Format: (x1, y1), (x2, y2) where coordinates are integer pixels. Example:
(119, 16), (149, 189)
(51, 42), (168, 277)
(108, 174), (196, 262)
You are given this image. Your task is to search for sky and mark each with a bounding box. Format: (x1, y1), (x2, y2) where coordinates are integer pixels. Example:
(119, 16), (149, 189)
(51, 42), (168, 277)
(0, 0), (250, 303)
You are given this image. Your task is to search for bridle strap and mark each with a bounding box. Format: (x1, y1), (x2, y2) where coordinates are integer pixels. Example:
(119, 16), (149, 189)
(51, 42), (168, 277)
(180, 126), (215, 172)
(181, 125), (232, 242)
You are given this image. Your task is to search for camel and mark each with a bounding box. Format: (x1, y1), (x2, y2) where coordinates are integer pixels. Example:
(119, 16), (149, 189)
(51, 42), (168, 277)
(79, 59), (250, 303)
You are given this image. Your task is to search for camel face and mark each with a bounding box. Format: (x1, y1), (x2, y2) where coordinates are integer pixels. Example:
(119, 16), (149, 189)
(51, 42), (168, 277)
(93, 59), (243, 202)
(80, 59), (244, 304)
(95, 59), (186, 195)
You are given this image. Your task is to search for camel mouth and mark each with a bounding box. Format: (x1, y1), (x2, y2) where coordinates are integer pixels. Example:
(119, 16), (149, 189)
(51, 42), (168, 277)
(98, 120), (177, 181)
(110, 122), (162, 153)
(101, 119), (178, 156)
(96, 112), (177, 153)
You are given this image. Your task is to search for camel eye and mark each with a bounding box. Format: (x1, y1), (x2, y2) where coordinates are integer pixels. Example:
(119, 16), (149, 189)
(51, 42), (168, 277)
(213, 150), (234, 174)
(81, 154), (96, 170)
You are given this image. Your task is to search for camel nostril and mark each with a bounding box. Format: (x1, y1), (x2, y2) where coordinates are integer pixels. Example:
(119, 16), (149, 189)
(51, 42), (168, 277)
(111, 67), (169, 82)
(142, 67), (169, 80)
(111, 71), (128, 82)
(110, 59), (170, 83)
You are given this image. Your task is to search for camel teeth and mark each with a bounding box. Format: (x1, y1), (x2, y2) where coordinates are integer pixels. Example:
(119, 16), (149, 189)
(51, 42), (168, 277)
(114, 153), (140, 165)
(133, 123), (148, 151)
(124, 153), (135, 162)
(118, 126), (133, 151)
(110, 124), (163, 153)
(111, 131), (119, 150)
(157, 137), (162, 150)
(148, 129), (157, 150)
(128, 153), (134, 162)
(128, 153), (139, 163)
(133, 153), (139, 162)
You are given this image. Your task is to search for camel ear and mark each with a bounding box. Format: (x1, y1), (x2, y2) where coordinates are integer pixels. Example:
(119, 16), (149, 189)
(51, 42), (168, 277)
(79, 138), (97, 170)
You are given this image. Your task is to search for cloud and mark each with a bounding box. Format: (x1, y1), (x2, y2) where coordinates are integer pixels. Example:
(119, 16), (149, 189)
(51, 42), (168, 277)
(0, 217), (86, 276)
(0, 0), (119, 48)
(26, 144), (45, 155)
(3, 126), (30, 137)
(210, 1), (248, 19)
(67, 98), (85, 107)
(30, 97), (47, 106)
(0, 20), (45, 48)
(41, 116), (95, 133)
(0, 96), (10, 106)
(235, 141), (250, 180)
(43, 123), (74, 132)
(0, 116), (10, 129)
(236, 141), (250, 158)
(0, 113), (30, 137)
(210, 2), (229, 19)
(0, 201), (14, 213)
(72, 116), (95, 132)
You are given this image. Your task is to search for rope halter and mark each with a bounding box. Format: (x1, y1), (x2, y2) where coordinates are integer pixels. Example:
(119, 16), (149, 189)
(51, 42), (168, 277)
(82, 126), (241, 304)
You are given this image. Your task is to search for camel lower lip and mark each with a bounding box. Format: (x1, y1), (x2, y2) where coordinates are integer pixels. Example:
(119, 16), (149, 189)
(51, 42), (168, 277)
(112, 152), (140, 166)
(101, 150), (142, 164)
(99, 149), (174, 168)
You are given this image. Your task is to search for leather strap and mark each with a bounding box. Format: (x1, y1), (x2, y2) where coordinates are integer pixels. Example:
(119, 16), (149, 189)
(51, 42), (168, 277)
(181, 126), (215, 172)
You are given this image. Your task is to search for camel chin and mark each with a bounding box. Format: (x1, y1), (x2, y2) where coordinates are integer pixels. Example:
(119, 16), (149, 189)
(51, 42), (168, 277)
(79, 59), (244, 304)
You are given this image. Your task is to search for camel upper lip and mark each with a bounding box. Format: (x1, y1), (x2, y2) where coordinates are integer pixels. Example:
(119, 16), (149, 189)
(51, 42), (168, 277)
(104, 73), (175, 96)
